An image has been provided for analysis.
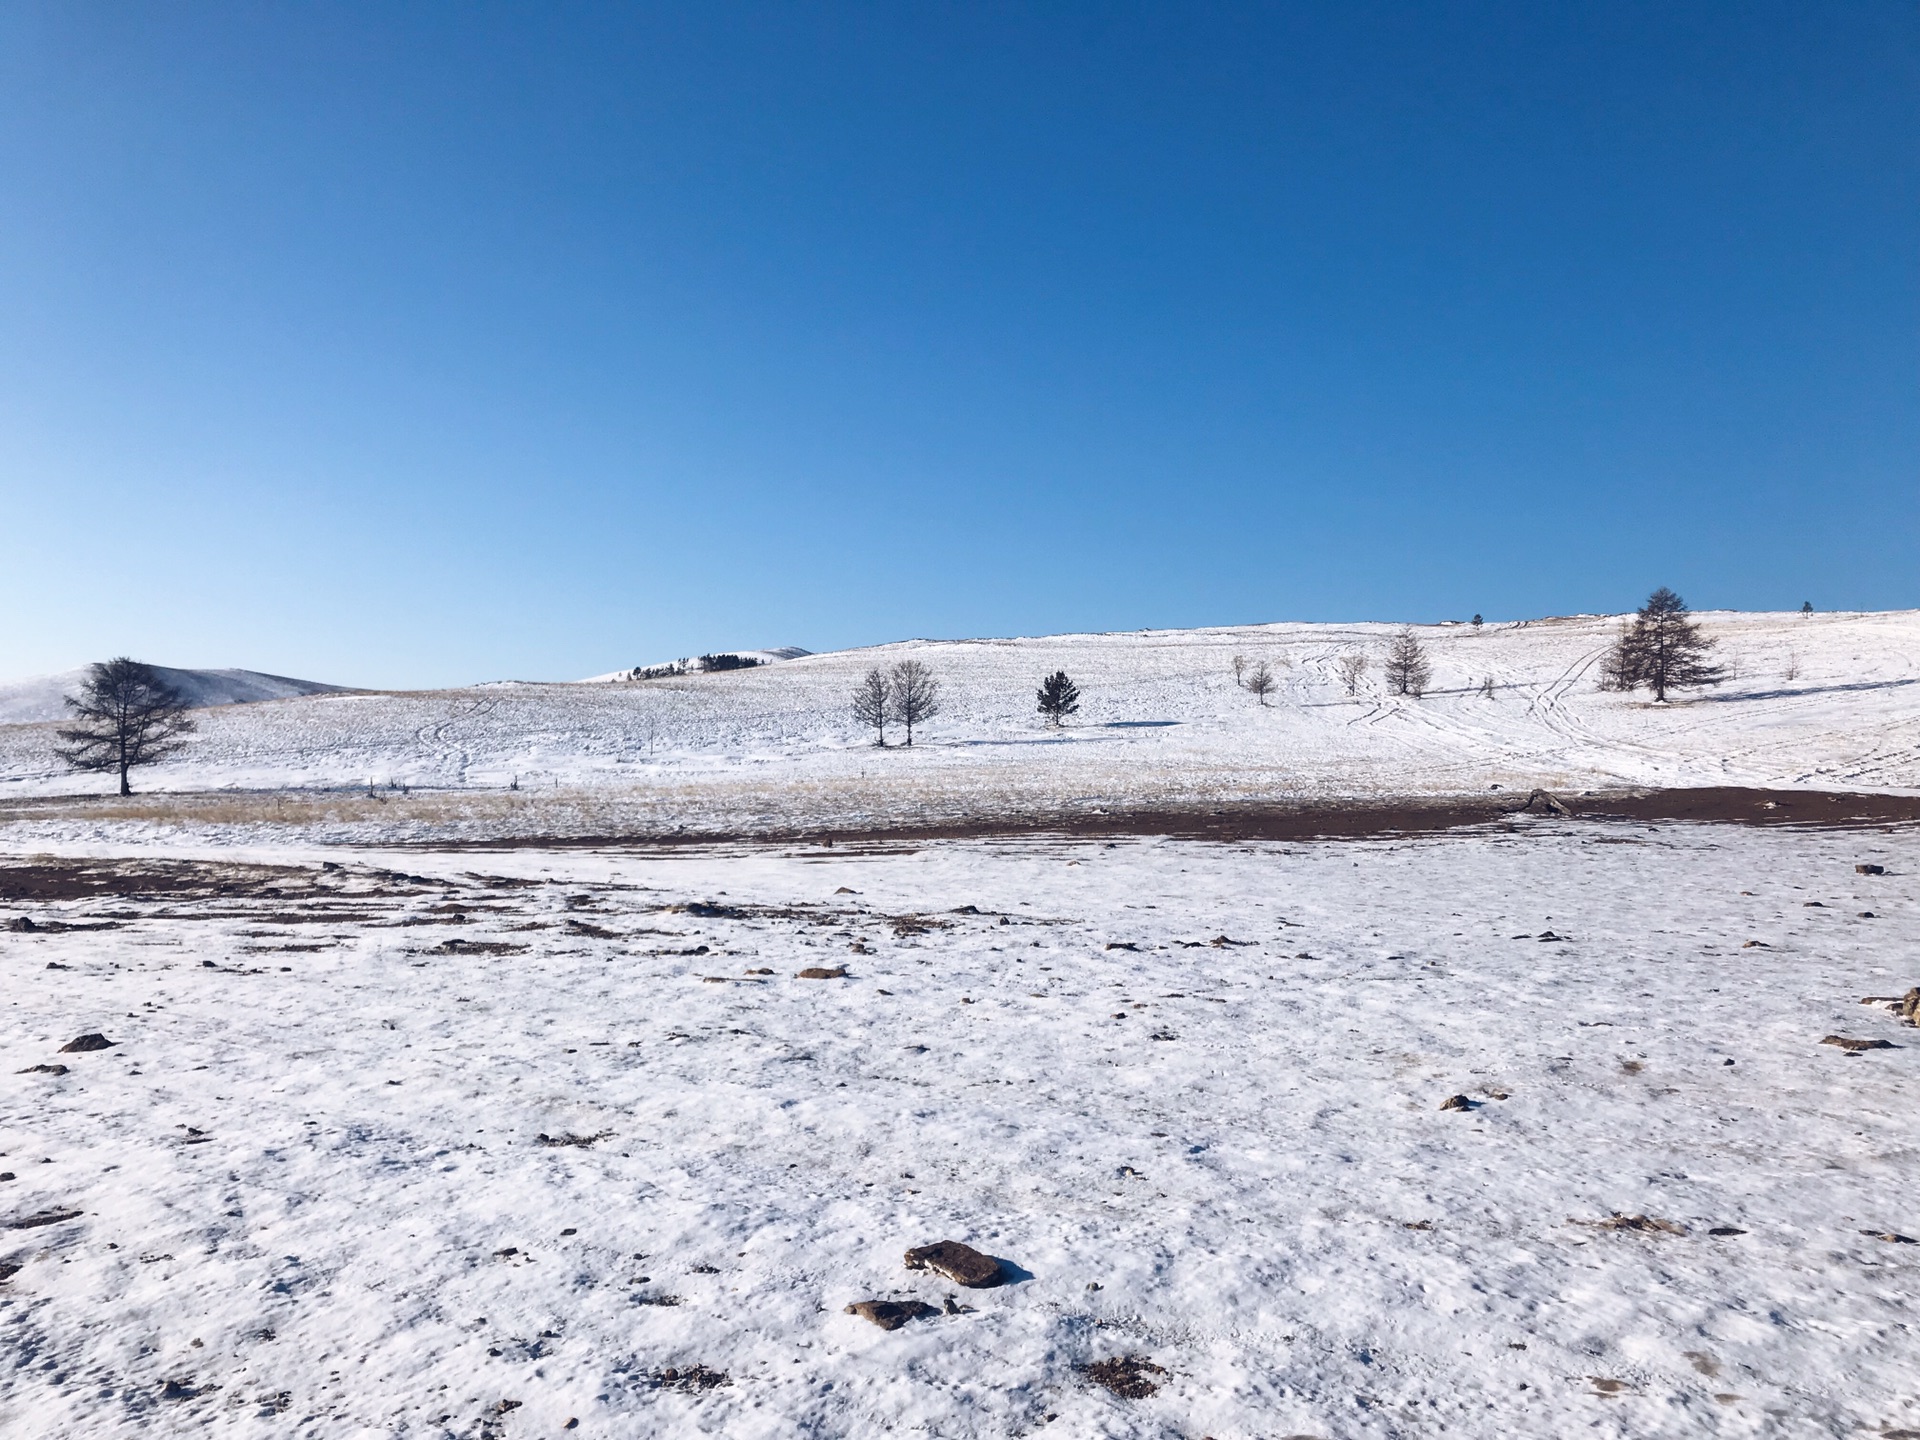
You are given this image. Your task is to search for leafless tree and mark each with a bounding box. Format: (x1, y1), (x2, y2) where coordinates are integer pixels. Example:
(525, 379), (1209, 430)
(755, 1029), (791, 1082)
(1336, 652), (1367, 696)
(888, 659), (942, 745)
(1245, 661), (1276, 706)
(1478, 675), (1496, 698)
(1231, 655), (1247, 688)
(1782, 651), (1800, 683)
(850, 668), (891, 746)
(55, 658), (195, 795)
(1383, 628), (1432, 698)
(1603, 587), (1726, 702)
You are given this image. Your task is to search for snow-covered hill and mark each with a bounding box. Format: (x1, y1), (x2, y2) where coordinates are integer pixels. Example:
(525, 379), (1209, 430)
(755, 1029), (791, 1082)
(0, 611), (1915, 835)
(578, 646), (813, 683)
(0, 666), (348, 726)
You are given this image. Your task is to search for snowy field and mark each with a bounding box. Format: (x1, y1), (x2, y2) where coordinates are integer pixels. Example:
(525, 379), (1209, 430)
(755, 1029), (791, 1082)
(2, 609), (1918, 844)
(3, 819), (1917, 1438)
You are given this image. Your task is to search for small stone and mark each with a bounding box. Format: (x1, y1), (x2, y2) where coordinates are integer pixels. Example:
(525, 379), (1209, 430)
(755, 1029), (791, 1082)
(1439, 1094), (1473, 1111)
(904, 1240), (1003, 1287)
(797, 967), (848, 980)
(18, 1065), (69, 1076)
(1821, 1035), (1894, 1052)
(59, 1034), (113, 1053)
(844, 1299), (937, 1330)
(1856, 863), (1887, 875)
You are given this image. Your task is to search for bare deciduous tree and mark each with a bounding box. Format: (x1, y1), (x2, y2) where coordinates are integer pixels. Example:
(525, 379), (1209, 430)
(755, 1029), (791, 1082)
(1245, 661), (1276, 706)
(55, 658), (195, 795)
(850, 668), (890, 746)
(1478, 675), (1496, 698)
(888, 659), (941, 746)
(1336, 652), (1367, 697)
(1603, 587), (1726, 703)
(1231, 655), (1246, 688)
(1383, 628), (1432, 698)
(1036, 671), (1081, 727)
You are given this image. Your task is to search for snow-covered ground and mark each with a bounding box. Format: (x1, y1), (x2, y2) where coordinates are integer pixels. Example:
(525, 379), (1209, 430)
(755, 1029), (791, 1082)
(2, 821), (1916, 1437)
(1, 611), (1916, 844)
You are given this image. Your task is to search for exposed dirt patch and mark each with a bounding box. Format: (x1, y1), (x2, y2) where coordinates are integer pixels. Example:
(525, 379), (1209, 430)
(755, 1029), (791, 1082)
(1079, 1355), (1167, 1399)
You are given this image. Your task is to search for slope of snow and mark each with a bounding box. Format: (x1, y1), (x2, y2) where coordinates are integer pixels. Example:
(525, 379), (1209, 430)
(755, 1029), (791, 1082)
(0, 612), (1915, 836)
(579, 647), (814, 683)
(0, 667), (347, 726)
(1, 823), (1915, 1436)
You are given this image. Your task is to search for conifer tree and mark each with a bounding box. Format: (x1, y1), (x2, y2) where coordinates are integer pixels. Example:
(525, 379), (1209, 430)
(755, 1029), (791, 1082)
(1603, 587), (1726, 702)
(1245, 661), (1276, 706)
(850, 668), (890, 746)
(1036, 671), (1081, 727)
(55, 658), (196, 795)
(1383, 628), (1432, 698)
(887, 659), (942, 746)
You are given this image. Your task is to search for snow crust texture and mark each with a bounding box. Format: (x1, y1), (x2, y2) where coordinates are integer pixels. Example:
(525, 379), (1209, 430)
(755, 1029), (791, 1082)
(2, 822), (1916, 1437)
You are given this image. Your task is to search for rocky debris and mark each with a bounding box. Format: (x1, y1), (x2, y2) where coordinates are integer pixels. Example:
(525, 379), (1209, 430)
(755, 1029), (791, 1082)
(1856, 863), (1887, 875)
(5, 1208), (84, 1231)
(844, 1299), (938, 1330)
(904, 1240), (1003, 1287)
(59, 1033), (113, 1053)
(1821, 1034), (1894, 1052)
(1862, 1230), (1917, 1244)
(797, 967), (848, 980)
(534, 1131), (612, 1148)
(0, 1257), (21, 1282)
(1573, 1213), (1687, 1236)
(1079, 1355), (1167, 1399)
(646, 1365), (729, 1392)
(429, 939), (527, 956)
(1438, 1094), (1474, 1111)
(744, 967), (773, 976)
(18, 1064), (69, 1076)
(1520, 788), (1572, 817)
(563, 919), (620, 938)
(160, 1377), (218, 1401)
(1707, 1226), (1748, 1236)
(6, 917), (37, 931)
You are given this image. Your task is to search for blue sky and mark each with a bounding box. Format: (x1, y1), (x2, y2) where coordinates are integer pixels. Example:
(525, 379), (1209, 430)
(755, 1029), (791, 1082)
(2, 3), (1914, 688)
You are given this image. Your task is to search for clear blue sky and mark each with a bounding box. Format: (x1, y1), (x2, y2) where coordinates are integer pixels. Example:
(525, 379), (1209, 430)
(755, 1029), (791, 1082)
(3, 3), (1914, 688)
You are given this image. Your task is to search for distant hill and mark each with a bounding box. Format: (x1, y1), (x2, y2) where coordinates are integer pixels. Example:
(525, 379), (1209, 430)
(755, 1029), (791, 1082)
(0, 666), (350, 725)
(578, 647), (812, 683)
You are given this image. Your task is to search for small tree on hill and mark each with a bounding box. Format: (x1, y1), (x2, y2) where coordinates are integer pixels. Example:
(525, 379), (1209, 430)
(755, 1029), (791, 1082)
(1036, 671), (1080, 727)
(1336, 652), (1367, 696)
(1603, 587), (1726, 702)
(1231, 655), (1247, 687)
(850, 668), (890, 746)
(1471, 614), (1483, 628)
(1245, 661), (1276, 706)
(55, 658), (196, 795)
(1383, 628), (1432, 698)
(888, 659), (941, 746)
(1801, 600), (1813, 616)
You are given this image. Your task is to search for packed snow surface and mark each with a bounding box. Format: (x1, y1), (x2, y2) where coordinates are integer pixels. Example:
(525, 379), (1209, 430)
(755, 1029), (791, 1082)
(0, 668), (347, 727)
(2, 821), (1916, 1437)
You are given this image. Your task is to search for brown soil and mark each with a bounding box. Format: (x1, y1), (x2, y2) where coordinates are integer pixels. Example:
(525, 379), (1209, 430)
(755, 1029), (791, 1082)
(436, 787), (1920, 851)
